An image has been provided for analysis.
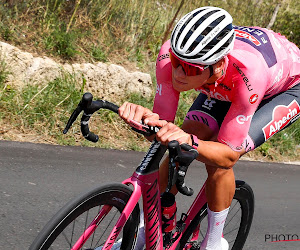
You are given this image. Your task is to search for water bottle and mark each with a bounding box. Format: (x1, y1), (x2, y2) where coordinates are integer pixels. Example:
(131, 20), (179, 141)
(161, 192), (177, 232)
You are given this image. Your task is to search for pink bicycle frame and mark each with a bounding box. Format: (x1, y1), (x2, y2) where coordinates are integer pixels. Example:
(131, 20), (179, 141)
(71, 141), (207, 250)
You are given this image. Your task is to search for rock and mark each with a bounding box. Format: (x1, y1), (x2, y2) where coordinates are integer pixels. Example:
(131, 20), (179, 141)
(0, 41), (153, 98)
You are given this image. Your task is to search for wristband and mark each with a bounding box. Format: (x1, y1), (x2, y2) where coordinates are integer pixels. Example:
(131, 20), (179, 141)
(190, 134), (199, 149)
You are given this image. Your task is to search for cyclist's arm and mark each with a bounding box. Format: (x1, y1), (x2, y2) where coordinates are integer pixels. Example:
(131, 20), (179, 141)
(146, 119), (239, 168)
(153, 39), (180, 122)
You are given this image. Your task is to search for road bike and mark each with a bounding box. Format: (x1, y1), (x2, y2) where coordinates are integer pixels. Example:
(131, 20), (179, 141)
(29, 92), (254, 250)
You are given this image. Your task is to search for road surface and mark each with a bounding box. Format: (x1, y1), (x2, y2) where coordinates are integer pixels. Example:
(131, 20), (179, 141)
(0, 141), (299, 249)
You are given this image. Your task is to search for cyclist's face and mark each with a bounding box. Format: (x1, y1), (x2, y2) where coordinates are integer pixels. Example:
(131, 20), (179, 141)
(172, 64), (211, 92)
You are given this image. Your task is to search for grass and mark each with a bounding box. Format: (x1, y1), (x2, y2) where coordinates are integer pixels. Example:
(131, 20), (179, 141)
(0, 66), (152, 150)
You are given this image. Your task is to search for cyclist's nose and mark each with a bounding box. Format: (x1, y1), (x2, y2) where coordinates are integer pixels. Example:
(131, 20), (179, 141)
(173, 65), (186, 79)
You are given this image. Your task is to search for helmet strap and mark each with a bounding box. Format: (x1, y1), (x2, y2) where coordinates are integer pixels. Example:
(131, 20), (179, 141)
(209, 65), (214, 78)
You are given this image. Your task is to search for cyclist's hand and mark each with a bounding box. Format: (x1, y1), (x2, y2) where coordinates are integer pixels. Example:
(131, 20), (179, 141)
(119, 102), (159, 125)
(148, 120), (192, 146)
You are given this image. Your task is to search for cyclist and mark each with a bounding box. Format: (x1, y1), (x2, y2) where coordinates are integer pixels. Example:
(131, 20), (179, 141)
(119, 6), (300, 250)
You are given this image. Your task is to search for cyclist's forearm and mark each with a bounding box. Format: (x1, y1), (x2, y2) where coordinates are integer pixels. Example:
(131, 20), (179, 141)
(195, 140), (240, 169)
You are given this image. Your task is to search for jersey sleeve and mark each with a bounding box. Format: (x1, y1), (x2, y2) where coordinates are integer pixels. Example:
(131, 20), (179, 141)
(217, 52), (269, 151)
(153, 40), (180, 122)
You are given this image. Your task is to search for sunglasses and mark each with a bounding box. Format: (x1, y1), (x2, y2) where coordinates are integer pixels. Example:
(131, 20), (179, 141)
(169, 48), (209, 76)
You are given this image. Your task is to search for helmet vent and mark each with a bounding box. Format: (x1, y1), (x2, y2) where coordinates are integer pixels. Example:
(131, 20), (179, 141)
(178, 9), (220, 49)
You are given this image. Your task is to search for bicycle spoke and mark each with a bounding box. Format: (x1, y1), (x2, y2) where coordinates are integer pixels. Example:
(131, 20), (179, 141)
(224, 205), (241, 230)
(89, 206), (103, 248)
(70, 218), (76, 247)
(62, 231), (72, 248)
(94, 208), (119, 247)
(223, 226), (239, 237)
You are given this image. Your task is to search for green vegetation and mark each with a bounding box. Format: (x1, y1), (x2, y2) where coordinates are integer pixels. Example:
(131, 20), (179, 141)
(0, 1), (299, 64)
(0, 0), (299, 161)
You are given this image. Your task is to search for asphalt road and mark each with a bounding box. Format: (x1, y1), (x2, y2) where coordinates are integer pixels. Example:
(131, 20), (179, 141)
(0, 140), (299, 249)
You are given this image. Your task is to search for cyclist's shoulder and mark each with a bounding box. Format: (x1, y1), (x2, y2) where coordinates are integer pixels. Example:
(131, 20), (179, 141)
(231, 26), (285, 67)
(225, 48), (267, 85)
(157, 40), (171, 64)
(156, 40), (172, 82)
(221, 52), (268, 102)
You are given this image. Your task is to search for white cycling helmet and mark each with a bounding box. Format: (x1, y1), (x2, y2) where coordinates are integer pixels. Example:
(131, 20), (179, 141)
(171, 6), (235, 65)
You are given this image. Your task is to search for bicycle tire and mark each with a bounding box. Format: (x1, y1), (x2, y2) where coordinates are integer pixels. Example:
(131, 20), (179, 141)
(29, 183), (140, 250)
(179, 180), (254, 250)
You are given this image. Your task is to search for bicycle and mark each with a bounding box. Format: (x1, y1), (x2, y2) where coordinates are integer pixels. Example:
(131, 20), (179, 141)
(29, 92), (255, 250)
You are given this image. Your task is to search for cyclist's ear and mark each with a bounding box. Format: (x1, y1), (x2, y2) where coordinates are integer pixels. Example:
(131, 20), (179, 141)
(213, 58), (225, 74)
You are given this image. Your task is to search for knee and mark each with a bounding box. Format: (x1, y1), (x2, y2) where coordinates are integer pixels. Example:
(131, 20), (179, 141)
(205, 164), (234, 182)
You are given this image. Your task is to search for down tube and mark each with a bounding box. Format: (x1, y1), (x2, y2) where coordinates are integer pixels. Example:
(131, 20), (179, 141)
(138, 170), (164, 250)
(102, 179), (142, 250)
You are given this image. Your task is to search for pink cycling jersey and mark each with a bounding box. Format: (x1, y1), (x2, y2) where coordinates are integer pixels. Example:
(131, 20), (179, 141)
(153, 26), (300, 151)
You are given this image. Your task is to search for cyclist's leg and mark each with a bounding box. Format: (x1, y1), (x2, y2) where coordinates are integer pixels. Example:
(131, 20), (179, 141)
(182, 93), (235, 210)
(160, 93), (234, 249)
(241, 83), (300, 154)
(181, 94), (234, 249)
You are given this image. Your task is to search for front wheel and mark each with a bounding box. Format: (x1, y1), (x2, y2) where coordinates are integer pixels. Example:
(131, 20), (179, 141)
(180, 180), (254, 250)
(29, 183), (140, 250)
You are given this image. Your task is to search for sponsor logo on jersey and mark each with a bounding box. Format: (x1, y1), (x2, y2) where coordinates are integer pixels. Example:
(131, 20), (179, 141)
(263, 100), (300, 140)
(218, 83), (231, 91)
(236, 115), (253, 125)
(233, 63), (252, 91)
(156, 83), (162, 95)
(200, 89), (231, 102)
(202, 98), (216, 110)
(158, 53), (170, 62)
(234, 26), (277, 68)
(249, 94), (259, 104)
(273, 64), (283, 85)
(235, 30), (261, 46)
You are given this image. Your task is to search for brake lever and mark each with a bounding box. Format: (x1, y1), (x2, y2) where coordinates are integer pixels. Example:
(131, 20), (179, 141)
(63, 92), (94, 134)
(63, 105), (83, 134)
(167, 140), (198, 196)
